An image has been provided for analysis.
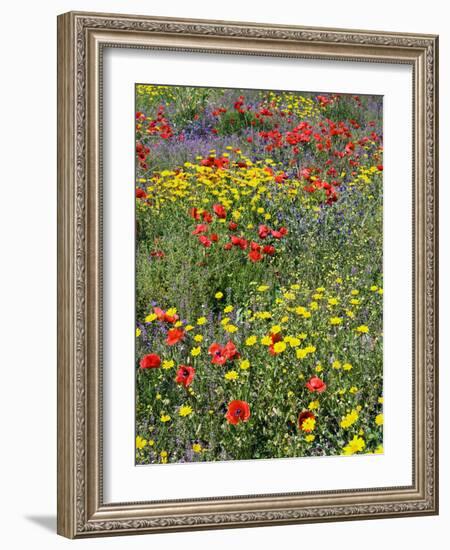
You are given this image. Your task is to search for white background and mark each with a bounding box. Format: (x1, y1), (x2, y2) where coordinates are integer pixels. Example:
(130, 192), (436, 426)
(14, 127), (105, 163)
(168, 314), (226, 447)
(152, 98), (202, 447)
(0, 0), (447, 548)
(104, 50), (412, 502)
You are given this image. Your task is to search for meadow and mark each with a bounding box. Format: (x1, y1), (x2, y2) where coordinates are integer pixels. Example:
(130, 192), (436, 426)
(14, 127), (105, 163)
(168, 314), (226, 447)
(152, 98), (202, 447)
(135, 85), (384, 464)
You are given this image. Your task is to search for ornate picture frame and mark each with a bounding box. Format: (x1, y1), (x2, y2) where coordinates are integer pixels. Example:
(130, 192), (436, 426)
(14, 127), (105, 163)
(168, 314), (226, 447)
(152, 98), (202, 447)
(57, 11), (438, 538)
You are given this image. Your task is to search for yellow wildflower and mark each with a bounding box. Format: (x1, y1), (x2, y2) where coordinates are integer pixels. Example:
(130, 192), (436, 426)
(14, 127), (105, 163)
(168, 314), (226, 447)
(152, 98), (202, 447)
(342, 435), (366, 455)
(245, 335), (257, 346)
(179, 405), (193, 417)
(340, 409), (359, 428)
(301, 417), (316, 432)
(273, 341), (286, 353)
(240, 359), (250, 370)
(287, 337), (300, 348)
(330, 317), (343, 325)
(136, 435), (147, 449)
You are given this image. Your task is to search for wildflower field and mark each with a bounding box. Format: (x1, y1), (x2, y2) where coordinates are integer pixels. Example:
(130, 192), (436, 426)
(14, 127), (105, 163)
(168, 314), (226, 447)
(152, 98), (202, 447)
(135, 85), (384, 465)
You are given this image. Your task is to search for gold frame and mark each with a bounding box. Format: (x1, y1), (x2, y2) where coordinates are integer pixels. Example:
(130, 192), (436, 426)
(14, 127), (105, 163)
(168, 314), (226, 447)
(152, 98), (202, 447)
(57, 11), (439, 538)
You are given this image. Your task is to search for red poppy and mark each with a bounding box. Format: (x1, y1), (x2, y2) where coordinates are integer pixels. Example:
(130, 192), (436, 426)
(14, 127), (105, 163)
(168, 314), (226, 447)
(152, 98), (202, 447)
(189, 207), (200, 220)
(228, 221), (238, 231)
(345, 141), (355, 155)
(298, 410), (316, 432)
(223, 340), (240, 361)
(175, 365), (195, 387)
(377, 164), (383, 171)
(150, 250), (165, 259)
(299, 167), (312, 180)
(208, 340), (240, 365)
(213, 203), (227, 219)
(268, 332), (283, 356)
(271, 227), (288, 239)
(213, 156), (229, 170)
(225, 400), (251, 425)
(139, 353), (161, 369)
(210, 233), (219, 243)
(306, 376), (327, 393)
(275, 173), (287, 184)
(192, 223), (208, 235)
(208, 342), (228, 365)
(166, 328), (185, 346)
(263, 245), (276, 256)
(224, 243), (233, 250)
(202, 211), (213, 223)
(135, 188), (147, 199)
(198, 235), (212, 247)
(153, 307), (178, 324)
(248, 250), (262, 262)
(250, 241), (261, 251)
(230, 236), (248, 250)
(271, 332), (282, 344)
(258, 224), (270, 239)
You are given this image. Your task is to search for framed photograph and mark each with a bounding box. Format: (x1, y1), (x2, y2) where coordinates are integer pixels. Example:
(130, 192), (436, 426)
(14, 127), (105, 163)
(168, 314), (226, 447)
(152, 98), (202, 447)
(57, 11), (439, 538)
